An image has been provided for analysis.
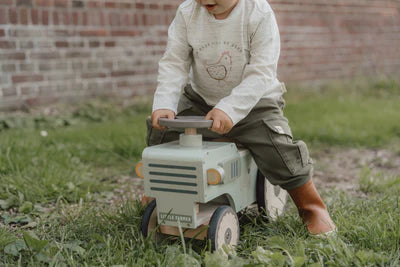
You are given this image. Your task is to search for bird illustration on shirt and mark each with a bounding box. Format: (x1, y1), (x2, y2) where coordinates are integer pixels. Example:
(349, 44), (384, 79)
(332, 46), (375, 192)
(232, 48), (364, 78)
(204, 51), (233, 81)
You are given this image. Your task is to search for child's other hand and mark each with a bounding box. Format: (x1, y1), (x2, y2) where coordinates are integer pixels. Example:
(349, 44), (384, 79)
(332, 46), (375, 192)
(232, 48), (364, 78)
(205, 108), (233, 135)
(151, 109), (175, 130)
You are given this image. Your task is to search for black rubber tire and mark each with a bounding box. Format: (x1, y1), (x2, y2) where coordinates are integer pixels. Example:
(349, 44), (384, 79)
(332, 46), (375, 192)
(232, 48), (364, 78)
(207, 205), (239, 251)
(141, 200), (157, 237)
(256, 170), (267, 214)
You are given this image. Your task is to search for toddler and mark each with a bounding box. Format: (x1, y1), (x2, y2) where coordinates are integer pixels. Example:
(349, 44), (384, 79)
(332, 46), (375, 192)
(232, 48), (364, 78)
(148, 0), (336, 235)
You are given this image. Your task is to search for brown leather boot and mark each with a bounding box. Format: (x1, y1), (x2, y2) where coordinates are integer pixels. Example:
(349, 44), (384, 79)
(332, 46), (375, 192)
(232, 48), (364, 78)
(288, 178), (336, 235)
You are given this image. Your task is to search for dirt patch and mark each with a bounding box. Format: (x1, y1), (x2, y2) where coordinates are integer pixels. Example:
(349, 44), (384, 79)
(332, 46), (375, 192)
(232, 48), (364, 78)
(312, 147), (400, 195)
(112, 175), (144, 203)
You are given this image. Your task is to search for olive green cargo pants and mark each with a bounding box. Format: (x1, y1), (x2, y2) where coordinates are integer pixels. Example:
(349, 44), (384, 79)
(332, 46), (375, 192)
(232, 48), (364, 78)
(146, 85), (313, 190)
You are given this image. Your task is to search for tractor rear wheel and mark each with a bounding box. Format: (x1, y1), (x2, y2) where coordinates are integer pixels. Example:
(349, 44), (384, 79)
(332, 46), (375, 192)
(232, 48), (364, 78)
(256, 171), (288, 220)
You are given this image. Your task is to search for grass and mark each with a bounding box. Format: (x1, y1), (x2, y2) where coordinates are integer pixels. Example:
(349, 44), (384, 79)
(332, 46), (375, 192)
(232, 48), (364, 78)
(1, 78), (400, 265)
(0, 111), (148, 206)
(285, 79), (400, 148)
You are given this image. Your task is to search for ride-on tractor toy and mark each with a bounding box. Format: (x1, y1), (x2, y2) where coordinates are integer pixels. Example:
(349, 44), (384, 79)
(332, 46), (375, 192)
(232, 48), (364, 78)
(135, 116), (288, 251)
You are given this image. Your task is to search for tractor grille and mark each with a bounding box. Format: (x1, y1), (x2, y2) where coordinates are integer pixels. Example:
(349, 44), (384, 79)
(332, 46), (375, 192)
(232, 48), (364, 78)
(148, 163), (198, 195)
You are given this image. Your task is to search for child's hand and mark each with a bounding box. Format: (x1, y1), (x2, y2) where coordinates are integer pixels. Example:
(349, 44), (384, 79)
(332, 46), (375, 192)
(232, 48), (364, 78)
(151, 109), (175, 130)
(205, 108), (233, 135)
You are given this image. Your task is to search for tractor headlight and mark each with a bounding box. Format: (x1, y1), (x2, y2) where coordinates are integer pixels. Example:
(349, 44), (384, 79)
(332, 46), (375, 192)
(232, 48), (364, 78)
(207, 167), (224, 185)
(135, 161), (144, 179)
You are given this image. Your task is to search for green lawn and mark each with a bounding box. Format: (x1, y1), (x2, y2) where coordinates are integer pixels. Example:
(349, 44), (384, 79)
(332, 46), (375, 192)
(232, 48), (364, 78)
(0, 79), (399, 265)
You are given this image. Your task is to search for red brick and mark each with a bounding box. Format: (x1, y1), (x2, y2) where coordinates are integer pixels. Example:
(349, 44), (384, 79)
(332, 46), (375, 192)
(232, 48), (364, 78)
(54, 62), (68, 71)
(81, 72), (106, 79)
(71, 61), (83, 70)
(38, 85), (54, 95)
(35, 0), (53, 7)
(17, 0), (33, 6)
(119, 3), (132, 9)
(0, 0), (13, 5)
(104, 41), (115, 47)
(122, 13), (131, 26)
(0, 40), (16, 49)
(2, 87), (17, 97)
(54, 0), (67, 8)
(81, 12), (87, 25)
(143, 14), (151, 26)
(0, 8), (6, 24)
(87, 1), (101, 8)
(42, 10), (49, 25)
(55, 41), (68, 47)
(2, 64), (16, 72)
(111, 30), (137, 37)
(0, 29), (4, 36)
(12, 74), (43, 84)
(20, 86), (35, 95)
(134, 13), (140, 25)
(31, 51), (60, 59)
(53, 29), (71, 36)
(9, 8), (18, 24)
(104, 2), (115, 8)
(149, 4), (159, 10)
(38, 62), (51, 71)
(79, 29), (107, 36)
(20, 63), (35, 71)
(111, 70), (136, 77)
(72, 0), (84, 8)
(54, 62), (68, 70)
(117, 80), (128, 88)
(103, 61), (113, 69)
(109, 13), (120, 26)
(0, 52), (25, 60)
(65, 51), (90, 58)
(100, 12), (105, 26)
(52, 11), (59, 24)
(19, 8), (29, 24)
(70, 41), (83, 47)
(136, 3), (145, 9)
(145, 40), (157, 46)
(72, 11), (78, 25)
(60, 11), (69, 25)
(20, 41), (33, 48)
(163, 4), (176, 11)
(89, 41), (100, 47)
(31, 9), (39, 24)
(86, 11), (99, 25)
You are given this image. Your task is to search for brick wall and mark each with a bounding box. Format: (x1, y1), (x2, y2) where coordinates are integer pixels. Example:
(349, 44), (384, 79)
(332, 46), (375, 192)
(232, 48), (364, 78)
(0, 0), (399, 110)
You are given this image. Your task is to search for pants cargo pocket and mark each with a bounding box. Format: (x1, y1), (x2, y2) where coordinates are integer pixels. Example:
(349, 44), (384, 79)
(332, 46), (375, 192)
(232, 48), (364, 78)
(263, 119), (309, 175)
(295, 140), (310, 168)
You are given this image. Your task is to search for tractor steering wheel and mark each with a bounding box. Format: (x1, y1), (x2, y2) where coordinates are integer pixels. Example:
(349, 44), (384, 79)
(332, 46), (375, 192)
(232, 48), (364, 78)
(158, 116), (213, 129)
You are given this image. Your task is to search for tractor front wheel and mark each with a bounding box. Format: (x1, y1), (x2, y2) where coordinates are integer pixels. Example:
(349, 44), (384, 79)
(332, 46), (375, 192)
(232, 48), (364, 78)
(141, 200), (162, 241)
(207, 206), (240, 251)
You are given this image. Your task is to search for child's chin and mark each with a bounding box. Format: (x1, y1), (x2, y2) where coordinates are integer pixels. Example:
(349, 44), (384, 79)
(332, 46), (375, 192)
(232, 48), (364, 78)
(208, 9), (220, 15)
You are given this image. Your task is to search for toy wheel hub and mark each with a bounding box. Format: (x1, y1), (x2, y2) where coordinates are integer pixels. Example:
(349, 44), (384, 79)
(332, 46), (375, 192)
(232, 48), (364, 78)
(224, 228), (232, 244)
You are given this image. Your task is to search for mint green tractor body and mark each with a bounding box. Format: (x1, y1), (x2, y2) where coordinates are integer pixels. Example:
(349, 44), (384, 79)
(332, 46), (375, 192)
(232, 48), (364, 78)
(142, 139), (258, 229)
(139, 117), (288, 250)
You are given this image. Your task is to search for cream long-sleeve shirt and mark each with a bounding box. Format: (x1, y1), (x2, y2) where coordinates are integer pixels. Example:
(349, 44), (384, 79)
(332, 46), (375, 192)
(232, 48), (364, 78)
(152, 0), (286, 125)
